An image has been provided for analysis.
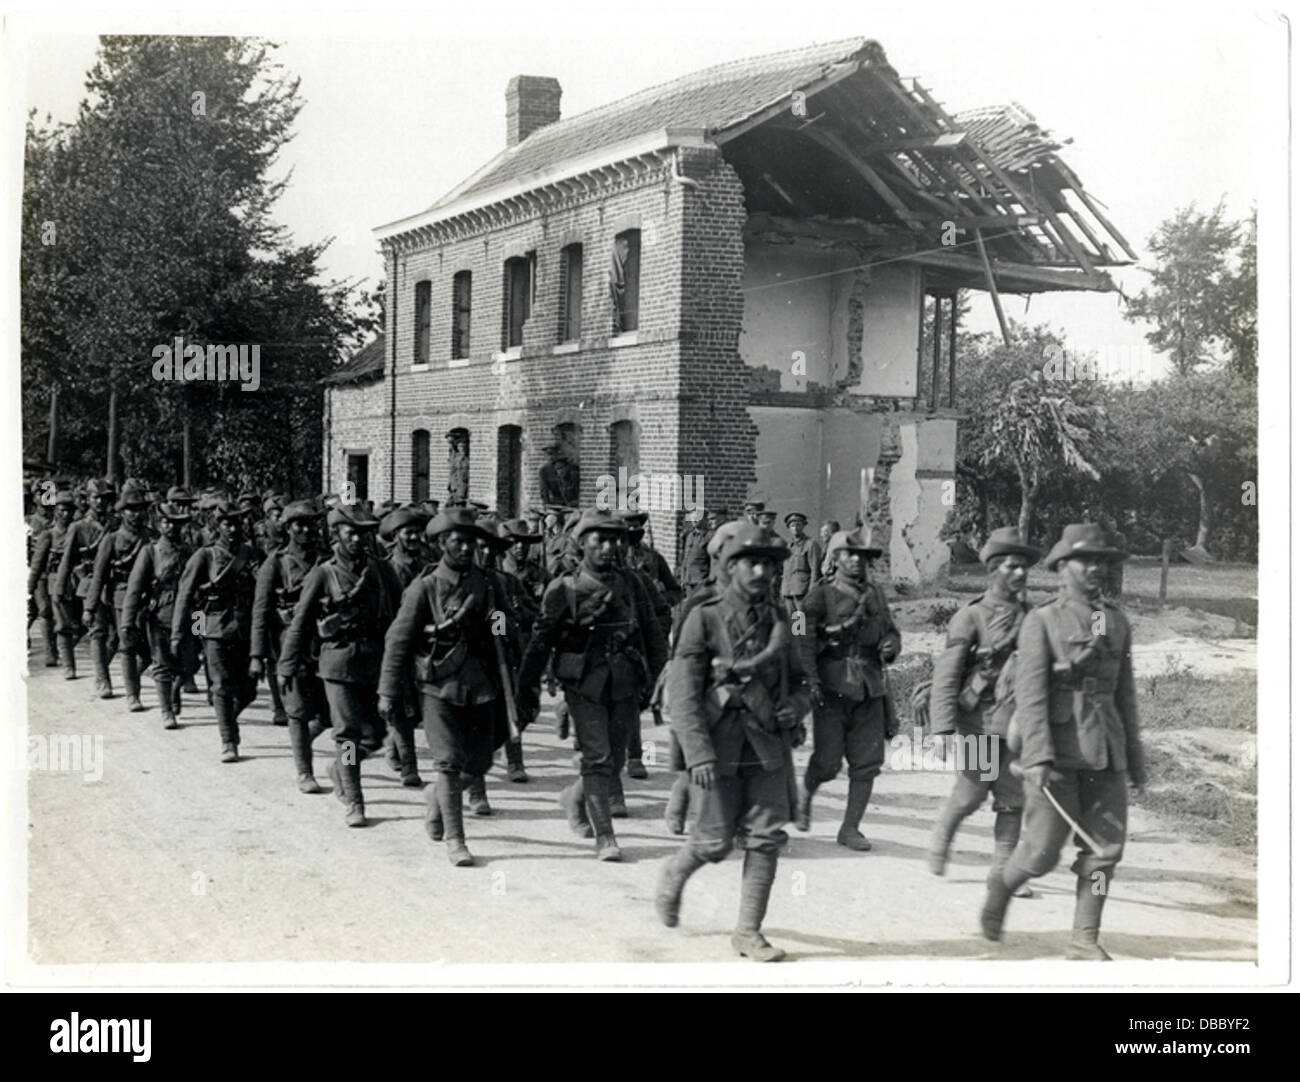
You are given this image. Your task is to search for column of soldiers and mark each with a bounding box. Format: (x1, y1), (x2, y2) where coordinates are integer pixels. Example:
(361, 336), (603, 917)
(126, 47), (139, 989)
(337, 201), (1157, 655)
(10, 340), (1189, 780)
(27, 472), (1142, 963)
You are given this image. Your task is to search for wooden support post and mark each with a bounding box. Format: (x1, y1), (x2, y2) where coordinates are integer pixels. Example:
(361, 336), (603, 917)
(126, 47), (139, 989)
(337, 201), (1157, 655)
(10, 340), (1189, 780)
(974, 229), (1012, 347)
(947, 294), (957, 408)
(1159, 538), (1172, 605)
(931, 294), (942, 411)
(46, 386), (59, 466)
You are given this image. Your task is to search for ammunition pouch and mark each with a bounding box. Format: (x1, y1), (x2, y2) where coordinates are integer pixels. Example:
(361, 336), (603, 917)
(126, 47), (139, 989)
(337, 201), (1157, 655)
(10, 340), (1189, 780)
(415, 639), (467, 683)
(957, 667), (994, 712)
(554, 651), (586, 682)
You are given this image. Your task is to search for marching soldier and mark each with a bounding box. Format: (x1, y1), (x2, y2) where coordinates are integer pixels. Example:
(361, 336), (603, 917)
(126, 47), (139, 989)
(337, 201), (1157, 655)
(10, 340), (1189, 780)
(502, 518), (547, 603)
(251, 500), (330, 792)
(54, 479), (117, 688)
(121, 501), (195, 729)
(86, 480), (155, 708)
(377, 504), (431, 788)
(28, 490), (75, 668)
(517, 509), (666, 861)
(620, 512), (677, 778)
(487, 518), (542, 785)
(780, 512), (821, 611)
(980, 524), (1144, 960)
(678, 509), (714, 594)
(654, 524), (807, 962)
(927, 528), (1039, 894)
(278, 503), (402, 827)
(742, 498), (765, 525)
(794, 527), (901, 851)
(378, 508), (503, 865)
(172, 500), (259, 762)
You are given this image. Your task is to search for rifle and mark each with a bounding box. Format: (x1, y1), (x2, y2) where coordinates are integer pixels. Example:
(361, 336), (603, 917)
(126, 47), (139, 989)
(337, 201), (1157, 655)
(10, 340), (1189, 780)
(487, 581), (522, 745)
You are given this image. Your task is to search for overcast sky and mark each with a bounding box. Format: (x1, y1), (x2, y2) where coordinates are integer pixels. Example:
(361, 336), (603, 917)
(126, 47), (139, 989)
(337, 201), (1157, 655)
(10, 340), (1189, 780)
(9, 1), (1274, 379)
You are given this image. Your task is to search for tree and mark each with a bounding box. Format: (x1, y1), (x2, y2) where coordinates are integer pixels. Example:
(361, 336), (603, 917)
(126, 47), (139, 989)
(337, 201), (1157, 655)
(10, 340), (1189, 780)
(21, 36), (370, 491)
(1125, 199), (1257, 378)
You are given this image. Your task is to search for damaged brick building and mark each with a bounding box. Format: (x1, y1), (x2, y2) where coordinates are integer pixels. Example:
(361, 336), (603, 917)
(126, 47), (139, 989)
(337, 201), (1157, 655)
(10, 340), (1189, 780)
(324, 37), (1132, 582)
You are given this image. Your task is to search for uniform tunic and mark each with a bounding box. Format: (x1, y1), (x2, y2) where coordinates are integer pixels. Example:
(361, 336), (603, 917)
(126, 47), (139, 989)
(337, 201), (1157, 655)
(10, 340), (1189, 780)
(122, 536), (193, 682)
(252, 541), (326, 724)
(1008, 587), (1144, 879)
(780, 536), (823, 608)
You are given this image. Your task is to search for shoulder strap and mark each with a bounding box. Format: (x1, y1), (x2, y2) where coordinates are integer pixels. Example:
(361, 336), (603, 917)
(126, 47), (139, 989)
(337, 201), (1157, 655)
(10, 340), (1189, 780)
(322, 562), (341, 602)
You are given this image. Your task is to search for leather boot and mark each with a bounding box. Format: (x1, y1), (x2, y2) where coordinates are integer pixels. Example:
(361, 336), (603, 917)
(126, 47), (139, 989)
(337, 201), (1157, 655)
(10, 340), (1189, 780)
(43, 621), (58, 667)
(794, 777), (817, 832)
(655, 846), (707, 927)
(1067, 871), (1113, 960)
(664, 772), (691, 835)
(385, 735), (402, 774)
(338, 739), (366, 827)
(609, 771), (629, 818)
(584, 774), (621, 861)
(182, 677), (198, 694)
(505, 738), (529, 783)
(560, 779), (593, 838)
(466, 773), (492, 816)
(992, 810), (1035, 898)
(92, 636), (113, 698)
(214, 693), (239, 761)
(156, 676), (178, 730)
(437, 773), (473, 866)
(836, 778), (874, 851)
(289, 719), (321, 793)
(392, 721), (423, 788)
(170, 678), (183, 715)
(732, 850), (785, 961)
(928, 787), (968, 875)
(979, 867), (1023, 942)
(424, 782), (444, 841)
(123, 649), (144, 710)
(59, 634), (77, 680)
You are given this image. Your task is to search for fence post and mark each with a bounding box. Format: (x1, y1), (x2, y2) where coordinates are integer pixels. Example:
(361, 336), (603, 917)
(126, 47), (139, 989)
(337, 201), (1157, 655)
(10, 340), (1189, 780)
(1159, 538), (1172, 605)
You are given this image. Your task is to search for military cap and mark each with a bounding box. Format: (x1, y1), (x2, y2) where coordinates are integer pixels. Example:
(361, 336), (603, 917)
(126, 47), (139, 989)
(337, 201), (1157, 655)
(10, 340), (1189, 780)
(211, 499), (253, 522)
(115, 480), (150, 510)
(166, 485), (194, 504)
(573, 508), (628, 540)
(706, 518), (745, 560)
(146, 487), (164, 504)
(327, 502), (380, 530)
(1044, 523), (1128, 571)
(620, 511), (650, 528)
(784, 511), (809, 527)
(281, 500), (322, 526)
(501, 518), (542, 543)
(263, 494), (287, 514)
(756, 509), (778, 525)
(380, 505), (430, 539)
(157, 501), (192, 522)
(742, 497), (766, 512)
(719, 523), (789, 565)
(825, 527), (883, 560)
(979, 527), (1040, 566)
(426, 506), (494, 541)
(86, 478), (116, 498)
(53, 490), (76, 508)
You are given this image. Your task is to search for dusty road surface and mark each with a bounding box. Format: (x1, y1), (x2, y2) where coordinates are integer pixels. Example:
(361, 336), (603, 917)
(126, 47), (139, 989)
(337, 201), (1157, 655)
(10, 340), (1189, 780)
(19, 637), (1256, 976)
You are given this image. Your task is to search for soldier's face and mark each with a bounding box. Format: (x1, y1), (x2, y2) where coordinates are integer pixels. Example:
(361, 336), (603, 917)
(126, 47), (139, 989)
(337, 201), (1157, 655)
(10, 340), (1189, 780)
(121, 506), (142, 528)
(730, 555), (774, 600)
(397, 526), (422, 553)
(288, 520), (312, 545)
(819, 525), (833, 545)
(511, 540), (527, 560)
(836, 549), (865, 579)
(583, 530), (617, 570)
(1063, 555), (1106, 596)
(441, 529), (476, 568)
(94, 494), (113, 516)
(219, 517), (242, 545)
(790, 519), (806, 539)
(54, 505), (72, 526)
(994, 556), (1030, 594)
(157, 517), (177, 540)
(706, 514), (721, 531)
(336, 523), (365, 558)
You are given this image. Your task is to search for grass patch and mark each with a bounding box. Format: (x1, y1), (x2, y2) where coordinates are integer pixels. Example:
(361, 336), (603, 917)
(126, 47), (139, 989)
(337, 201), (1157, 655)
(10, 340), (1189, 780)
(1135, 781), (1256, 849)
(1138, 671), (1256, 732)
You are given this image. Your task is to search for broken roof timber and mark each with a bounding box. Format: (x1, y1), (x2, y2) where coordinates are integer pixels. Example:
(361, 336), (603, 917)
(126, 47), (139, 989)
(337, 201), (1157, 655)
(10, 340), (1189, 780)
(908, 250), (1116, 293)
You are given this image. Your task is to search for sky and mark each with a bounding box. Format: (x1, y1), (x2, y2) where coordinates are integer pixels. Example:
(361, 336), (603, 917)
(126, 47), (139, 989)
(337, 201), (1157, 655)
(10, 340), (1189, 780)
(8, 1), (1274, 379)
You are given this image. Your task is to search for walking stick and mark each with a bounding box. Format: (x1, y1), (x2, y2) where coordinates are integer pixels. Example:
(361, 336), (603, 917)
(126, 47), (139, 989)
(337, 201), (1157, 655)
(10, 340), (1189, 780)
(1011, 761), (1105, 857)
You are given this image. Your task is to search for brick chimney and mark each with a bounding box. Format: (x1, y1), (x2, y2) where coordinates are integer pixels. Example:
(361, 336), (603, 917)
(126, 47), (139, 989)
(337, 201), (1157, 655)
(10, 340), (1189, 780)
(506, 75), (562, 147)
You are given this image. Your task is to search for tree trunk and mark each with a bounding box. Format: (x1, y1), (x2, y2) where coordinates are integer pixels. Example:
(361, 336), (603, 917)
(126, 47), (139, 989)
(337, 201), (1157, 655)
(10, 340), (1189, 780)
(46, 385), (59, 466)
(182, 405), (192, 490)
(1187, 470), (1212, 553)
(106, 383), (120, 484)
(1016, 467), (1038, 545)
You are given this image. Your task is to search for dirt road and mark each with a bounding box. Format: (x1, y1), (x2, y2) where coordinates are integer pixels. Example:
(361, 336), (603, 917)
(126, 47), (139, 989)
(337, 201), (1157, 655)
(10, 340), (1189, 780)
(19, 637), (1256, 978)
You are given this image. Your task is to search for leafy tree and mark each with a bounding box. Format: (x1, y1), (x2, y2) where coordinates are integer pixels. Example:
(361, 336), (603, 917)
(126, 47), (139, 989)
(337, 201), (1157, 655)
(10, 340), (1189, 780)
(1125, 199), (1257, 378)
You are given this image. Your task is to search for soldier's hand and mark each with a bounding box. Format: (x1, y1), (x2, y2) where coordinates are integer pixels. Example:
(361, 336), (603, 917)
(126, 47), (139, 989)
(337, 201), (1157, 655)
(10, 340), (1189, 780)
(248, 658), (264, 682)
(169, 636), (183, 655)
(690, 763), (715, 791)
(879, 640), (899, 664)
(278, 676), (294, 698)
(377, 695), (398, 724)
(775, 704), (796, 727)
(791, 722), (807, 748)
(1022, 763), (1054, 791)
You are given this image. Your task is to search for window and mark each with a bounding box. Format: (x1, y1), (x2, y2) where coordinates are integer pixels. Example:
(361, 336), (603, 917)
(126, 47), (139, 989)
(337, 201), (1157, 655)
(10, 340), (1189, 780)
(502, 252), (536, 350)
(412, 429), (430, 502)
(496, 425), (522, 518)
(446, 428), (470, 504)
(610, 229), (640, 333)
(451, 271), (472, 360)
(346, 454), (369, 502)
(557, 243), (583, 342)
(413, 281), (431, 366)
(609, 419), (639, 476)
